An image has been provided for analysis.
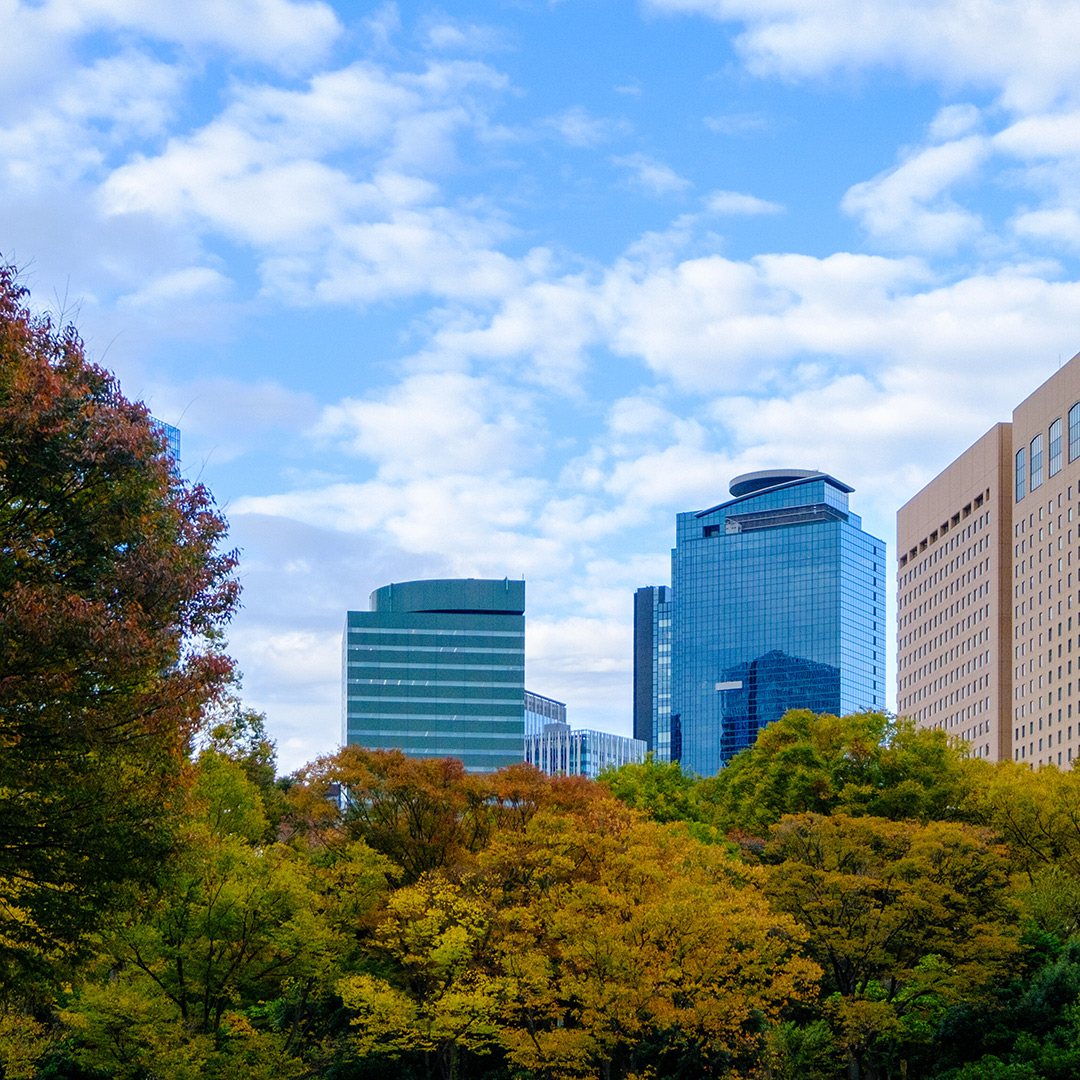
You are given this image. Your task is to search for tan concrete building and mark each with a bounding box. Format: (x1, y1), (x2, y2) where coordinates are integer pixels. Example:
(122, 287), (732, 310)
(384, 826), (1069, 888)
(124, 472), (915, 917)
(897, 350), (1080, 767)
(897, 425), (1012, 760)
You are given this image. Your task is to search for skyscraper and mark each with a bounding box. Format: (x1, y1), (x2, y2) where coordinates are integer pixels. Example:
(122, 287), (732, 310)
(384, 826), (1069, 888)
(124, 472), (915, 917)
(896, 427), (1011, 760)
(633, 585), (673, 760)
(668, 470), (886, 776)
(342, 578), (525, 773)
(897, 348), (1080, 768)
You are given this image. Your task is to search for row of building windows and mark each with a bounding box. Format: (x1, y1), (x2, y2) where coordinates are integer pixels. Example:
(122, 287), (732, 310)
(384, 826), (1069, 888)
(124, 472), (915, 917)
(899, 493), (988, 567)
(1017, 407), (1080, 501)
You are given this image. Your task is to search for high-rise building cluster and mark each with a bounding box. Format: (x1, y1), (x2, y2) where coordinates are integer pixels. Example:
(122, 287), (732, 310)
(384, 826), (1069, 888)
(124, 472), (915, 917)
(898, 349), (1080, 768)
(342, 470), (886, 777)
(339, 351), (1080, 778)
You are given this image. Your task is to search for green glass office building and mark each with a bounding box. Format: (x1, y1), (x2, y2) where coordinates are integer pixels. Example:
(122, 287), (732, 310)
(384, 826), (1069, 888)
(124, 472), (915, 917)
(342, 578), (526, 773)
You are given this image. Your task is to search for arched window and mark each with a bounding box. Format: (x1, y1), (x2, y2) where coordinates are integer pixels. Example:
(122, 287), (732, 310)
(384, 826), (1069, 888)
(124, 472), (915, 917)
(1069, 402), (1080, 462)
(1031, 433), (1044, 490)
(1050, 417), (1063, 477)
(1016, 446), (1026, 501)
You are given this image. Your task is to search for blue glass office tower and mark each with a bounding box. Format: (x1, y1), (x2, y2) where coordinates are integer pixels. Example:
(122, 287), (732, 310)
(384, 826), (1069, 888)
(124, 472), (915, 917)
(633, 586), (674, 760)
(342, 578), (525, 773)
(672, 470), (885, 776)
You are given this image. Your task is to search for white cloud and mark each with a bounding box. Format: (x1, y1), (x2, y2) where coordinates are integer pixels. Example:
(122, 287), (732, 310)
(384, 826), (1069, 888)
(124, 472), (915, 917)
(422, 18), (508, 53)
(313, 372), (538, 478)
(1012, 207), (1080, 250)
(0, 50), (184, 189)
(543, 106), (631, 148)
(644, 0), (1080, 112)
(703, 112), (771, 135)
(0, 0), (340, 83)
(706, 189), (784, 215)
(611, 153), (693, 195)
(928, 103), (982, 142)
(118, 266), (231, 308)
(841, 135), (989, 251)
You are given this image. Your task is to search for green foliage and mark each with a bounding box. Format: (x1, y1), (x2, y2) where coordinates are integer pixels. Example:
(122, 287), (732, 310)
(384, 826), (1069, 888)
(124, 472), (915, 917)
(708, 709), (973, 835)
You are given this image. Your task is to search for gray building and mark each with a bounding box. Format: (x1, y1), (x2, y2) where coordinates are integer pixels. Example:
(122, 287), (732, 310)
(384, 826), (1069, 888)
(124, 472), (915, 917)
(342, 578), (526, 773)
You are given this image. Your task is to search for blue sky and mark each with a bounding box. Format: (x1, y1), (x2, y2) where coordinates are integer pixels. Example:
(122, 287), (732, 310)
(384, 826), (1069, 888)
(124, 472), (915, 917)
(6, 0), (1080, 770)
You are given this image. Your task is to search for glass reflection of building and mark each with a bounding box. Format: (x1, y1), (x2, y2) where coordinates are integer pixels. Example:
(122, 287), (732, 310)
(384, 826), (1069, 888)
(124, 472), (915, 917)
(671, 470), (885, 776)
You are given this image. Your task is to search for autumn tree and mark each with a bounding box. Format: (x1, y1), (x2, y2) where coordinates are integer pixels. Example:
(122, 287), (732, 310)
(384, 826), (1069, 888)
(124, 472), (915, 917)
(0, 263), (238, 977)
(290, 747), (504, 883)
(761, 813), (1020, 1080)
(480, 798), (821, 1080)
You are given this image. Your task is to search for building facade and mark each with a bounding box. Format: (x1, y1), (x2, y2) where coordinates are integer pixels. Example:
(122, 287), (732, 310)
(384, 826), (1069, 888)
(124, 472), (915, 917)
(525, 689), (566, 735)
(633, 585), (674, 760)
(896, 426), (1012, 760)
(342, 578), (525, 773)
(150, 417), (181, 462)
(525, 720), (646, 779)
(671, 470), (886, 777)
(899, 350), (1080, 768)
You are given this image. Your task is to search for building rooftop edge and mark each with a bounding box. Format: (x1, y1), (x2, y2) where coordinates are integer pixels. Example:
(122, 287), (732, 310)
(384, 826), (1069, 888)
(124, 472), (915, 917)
(694, 470), (854, 519)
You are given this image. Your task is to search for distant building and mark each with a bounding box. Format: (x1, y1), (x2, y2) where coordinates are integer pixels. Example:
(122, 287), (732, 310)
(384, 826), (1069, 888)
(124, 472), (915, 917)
(150, 417), (180, 463)
(638, 470), (885, 777)
(342, 578), (525, 773)
(633, 586), (673, 760)
(896, 427), (1009, 761)
(896, 348), (1080, 769)
(525, 716), (646, 779)
(525, 689), (566, 735)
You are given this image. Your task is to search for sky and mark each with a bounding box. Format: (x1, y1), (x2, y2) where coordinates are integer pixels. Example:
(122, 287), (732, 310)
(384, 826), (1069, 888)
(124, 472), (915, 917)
(6, 0), (1080, 772)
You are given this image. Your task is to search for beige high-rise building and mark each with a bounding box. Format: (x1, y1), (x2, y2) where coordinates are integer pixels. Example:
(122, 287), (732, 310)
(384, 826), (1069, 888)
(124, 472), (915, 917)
(897, 350), (1080, 767)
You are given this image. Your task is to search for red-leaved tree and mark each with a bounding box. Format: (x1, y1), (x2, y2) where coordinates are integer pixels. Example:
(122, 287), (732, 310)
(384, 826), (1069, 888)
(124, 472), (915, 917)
(0, 263), (239, 979)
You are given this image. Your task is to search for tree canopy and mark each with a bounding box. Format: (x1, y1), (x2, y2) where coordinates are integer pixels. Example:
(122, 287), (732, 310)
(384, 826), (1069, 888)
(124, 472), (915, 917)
(0, 263), (239, 976)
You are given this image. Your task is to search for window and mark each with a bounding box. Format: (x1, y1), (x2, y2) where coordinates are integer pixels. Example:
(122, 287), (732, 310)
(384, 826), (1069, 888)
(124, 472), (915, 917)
(1071, 403), (1080, 463)
(1050, 417), (1063, 477)
(1017, 446), (1026, 501)
(1031, 434), (1044, 491)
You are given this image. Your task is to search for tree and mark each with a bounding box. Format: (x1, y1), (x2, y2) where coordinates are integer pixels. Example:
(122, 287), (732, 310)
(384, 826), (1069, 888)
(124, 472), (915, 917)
(289, 747), (495, 884)
(599, 755), (724, 844)
(761, 813), (1020, 1080)
(480, 799), (821, 1080)
(0, 263), (238, 976)
(707, 710), (972, 836)
(59, 753), (389, 1079)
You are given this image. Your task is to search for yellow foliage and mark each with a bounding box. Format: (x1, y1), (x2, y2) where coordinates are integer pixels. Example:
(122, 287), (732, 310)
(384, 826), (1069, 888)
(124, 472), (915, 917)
(0, 1012), (52, 1080)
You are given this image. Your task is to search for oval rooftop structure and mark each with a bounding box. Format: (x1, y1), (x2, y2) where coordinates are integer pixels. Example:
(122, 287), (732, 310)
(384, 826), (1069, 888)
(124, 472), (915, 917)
(728, 469), (822, 499)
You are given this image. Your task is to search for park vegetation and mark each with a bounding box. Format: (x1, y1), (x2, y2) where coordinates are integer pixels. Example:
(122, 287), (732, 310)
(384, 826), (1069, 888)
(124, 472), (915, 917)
(5, 261), (1080, 1080)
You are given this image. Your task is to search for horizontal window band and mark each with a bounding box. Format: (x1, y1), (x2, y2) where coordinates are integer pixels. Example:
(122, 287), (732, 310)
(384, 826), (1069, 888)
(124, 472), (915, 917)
(347, 645), (524, 656)
(346, 696), (524, 705)
(346, 730), (525, 741)
(347, 679), (524, 688)
(348, 662), (522, 672)
(346, 628), (523, 638)
(345, 711), (523, 721)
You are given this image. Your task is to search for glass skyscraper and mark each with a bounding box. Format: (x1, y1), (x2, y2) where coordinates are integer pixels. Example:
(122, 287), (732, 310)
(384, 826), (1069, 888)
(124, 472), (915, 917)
(342, 578), (526, 773)
(633, 586), (674, 760)
(669, 470), (885, 776)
